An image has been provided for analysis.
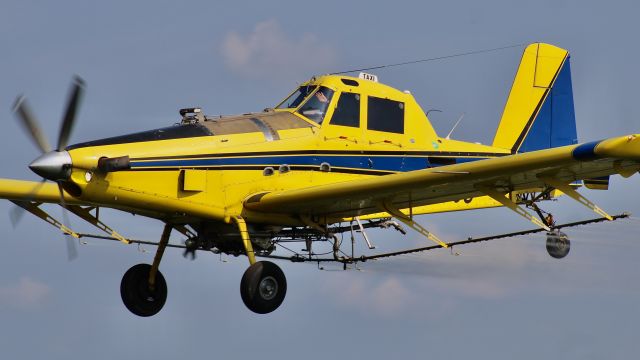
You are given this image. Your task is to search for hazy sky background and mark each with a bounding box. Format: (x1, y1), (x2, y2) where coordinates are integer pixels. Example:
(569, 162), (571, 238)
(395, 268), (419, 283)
(1, 1), (640, 359)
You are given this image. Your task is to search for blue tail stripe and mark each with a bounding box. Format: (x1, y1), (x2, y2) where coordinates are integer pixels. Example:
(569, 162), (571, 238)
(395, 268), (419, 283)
(519, 57), (578, 152)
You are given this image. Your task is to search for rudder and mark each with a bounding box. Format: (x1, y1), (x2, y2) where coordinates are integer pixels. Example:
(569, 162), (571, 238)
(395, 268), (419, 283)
(492, 43), (578, 153)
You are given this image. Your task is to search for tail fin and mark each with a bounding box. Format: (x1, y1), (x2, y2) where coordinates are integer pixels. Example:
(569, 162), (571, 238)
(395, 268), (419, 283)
(492, 43), (578, 153)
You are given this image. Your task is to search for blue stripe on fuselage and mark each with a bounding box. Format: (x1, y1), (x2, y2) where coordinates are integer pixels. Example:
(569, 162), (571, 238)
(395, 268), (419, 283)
(130, 154), (491, 172)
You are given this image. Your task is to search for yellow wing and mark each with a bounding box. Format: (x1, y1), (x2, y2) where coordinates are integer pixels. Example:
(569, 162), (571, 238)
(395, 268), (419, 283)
(0, 179), (72, 203)
(244, 135), (640, 219)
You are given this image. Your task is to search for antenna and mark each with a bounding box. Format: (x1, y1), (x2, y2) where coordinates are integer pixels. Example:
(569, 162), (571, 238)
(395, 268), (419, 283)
(445, 113), (465, 140)
(330, 43), (525, 75)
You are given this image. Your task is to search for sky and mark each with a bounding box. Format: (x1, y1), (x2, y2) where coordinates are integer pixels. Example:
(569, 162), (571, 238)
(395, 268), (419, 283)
(1, 0), (640, 359)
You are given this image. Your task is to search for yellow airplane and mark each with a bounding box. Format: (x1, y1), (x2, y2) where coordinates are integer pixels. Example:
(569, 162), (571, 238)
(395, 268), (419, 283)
(4, 43), (638, 316)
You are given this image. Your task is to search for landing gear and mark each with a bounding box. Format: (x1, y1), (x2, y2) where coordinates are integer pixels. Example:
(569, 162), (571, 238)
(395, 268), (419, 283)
(546, 230), (570, 259)
(120, 264), (167, 317)
(120, 224), (172, 317)
(233, 216), (287, 314)
(240, 261), (287, 314)
(119, 217), (290, 316)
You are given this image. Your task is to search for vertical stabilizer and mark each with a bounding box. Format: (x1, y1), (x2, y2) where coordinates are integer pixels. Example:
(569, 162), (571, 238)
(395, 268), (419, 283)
(492, 43), (578, 153)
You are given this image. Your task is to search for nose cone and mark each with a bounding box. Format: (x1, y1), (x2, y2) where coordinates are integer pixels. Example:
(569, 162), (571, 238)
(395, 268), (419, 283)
(29, 151), (72, 180)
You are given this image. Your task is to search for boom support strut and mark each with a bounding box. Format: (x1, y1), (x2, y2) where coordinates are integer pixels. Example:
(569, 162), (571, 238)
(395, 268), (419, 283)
(66, 205), (130, 244)
(539, 176), (613, 220)
(381, 201), (448, 248)
(478, 186), (551, 231)
(11, 200), (80, 238)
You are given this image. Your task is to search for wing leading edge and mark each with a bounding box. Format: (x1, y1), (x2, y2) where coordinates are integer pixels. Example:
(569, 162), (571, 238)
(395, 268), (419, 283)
(0, 178), (72, 203)
(243, 135), (640, 220)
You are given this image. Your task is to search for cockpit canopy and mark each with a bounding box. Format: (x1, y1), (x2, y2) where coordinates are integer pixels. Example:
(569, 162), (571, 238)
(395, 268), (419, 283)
(276, 85), (335, 124)
(68, 74), (441, 151)
(276, 85), (317, 109)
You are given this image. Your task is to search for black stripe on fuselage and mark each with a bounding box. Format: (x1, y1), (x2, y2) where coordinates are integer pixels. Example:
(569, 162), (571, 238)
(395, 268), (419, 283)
(131, 149), (509, 161)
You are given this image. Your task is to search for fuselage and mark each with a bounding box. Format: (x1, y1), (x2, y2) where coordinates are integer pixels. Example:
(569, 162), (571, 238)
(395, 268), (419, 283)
(64, 75), (515, 226)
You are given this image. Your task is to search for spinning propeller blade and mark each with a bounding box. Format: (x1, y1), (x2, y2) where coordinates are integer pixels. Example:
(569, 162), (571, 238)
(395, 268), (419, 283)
(13, 96), (52, 154)
(58, 76), (85, 151)
(58, 183), (78, 261)
(9, 179), (47, 228)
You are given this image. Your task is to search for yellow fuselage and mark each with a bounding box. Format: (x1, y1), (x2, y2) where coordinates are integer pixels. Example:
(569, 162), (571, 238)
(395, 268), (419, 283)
(65, 75), (528, 227)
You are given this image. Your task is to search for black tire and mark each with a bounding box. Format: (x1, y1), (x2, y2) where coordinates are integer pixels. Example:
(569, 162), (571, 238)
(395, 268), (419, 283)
(120, 264), (167, 317)
(240, 261), (287, 314)
(546, 231), (570, 259)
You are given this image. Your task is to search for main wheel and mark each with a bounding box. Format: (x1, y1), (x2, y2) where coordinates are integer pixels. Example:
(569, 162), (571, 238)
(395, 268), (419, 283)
(240, 261), (287, 314)
(120, 264), (167, 317)
(546, 231), (570, 259)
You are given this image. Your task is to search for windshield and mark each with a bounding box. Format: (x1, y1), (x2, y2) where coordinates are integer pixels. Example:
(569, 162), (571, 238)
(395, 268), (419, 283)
(276, 85), (317, 109)
(298, 86), (335, 124)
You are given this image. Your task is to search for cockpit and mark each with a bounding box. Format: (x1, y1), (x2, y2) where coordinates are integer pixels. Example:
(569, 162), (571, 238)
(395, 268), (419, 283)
(276, 85), (335, 124)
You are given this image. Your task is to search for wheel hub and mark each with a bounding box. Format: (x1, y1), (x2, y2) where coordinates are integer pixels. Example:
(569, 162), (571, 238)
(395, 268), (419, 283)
(240, 260), (287, 314)
(259, 276), (278, 300)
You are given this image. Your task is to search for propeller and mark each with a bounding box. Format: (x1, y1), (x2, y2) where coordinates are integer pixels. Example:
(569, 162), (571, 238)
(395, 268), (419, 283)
(12, 76), (85, 261)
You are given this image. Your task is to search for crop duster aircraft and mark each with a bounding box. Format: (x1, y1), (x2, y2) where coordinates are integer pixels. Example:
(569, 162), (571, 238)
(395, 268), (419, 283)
(4, 43), (639, 316)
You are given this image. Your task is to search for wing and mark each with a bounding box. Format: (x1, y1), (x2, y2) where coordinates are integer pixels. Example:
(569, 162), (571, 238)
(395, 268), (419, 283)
(244, 135), (640, 220)
(0, 178), (170, 219)
(0, 178), (69, 203)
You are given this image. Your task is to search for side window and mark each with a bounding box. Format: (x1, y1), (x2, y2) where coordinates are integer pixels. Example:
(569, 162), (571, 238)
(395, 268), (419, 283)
(329, 92), (360, 127)
(367, 96), (405, 134)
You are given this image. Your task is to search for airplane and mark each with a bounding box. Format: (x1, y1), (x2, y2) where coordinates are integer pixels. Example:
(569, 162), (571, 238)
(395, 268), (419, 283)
(4, 42), (638, 316)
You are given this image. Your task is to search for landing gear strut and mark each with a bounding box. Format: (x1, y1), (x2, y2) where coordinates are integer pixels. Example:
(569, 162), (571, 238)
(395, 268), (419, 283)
(233, 216), (287, 314)
(120, 224), (172, 317)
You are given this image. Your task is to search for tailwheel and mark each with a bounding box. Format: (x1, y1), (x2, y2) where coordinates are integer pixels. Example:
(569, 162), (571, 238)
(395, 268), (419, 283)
(120, 264), (167, 317)
(546, 230), (570, 259)
(240, 261), (287, 314)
